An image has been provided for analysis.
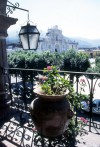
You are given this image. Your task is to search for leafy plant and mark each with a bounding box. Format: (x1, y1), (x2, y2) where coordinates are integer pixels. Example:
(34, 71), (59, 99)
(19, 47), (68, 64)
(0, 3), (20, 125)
(37, 66), (73, 95)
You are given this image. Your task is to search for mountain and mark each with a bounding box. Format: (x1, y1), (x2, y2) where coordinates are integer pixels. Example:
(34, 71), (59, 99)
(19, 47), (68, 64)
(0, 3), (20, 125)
(6, 36), (19, 45)
(70, 37), (100, 48)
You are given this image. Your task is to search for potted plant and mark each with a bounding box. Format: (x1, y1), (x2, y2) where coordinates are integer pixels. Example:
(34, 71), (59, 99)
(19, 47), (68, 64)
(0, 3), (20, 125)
(30, 66), (74, 137)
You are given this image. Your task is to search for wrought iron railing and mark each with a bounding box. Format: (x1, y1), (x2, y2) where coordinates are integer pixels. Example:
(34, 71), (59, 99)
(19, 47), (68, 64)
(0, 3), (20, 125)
(6, 68), (100, 130)
(0, 67), (100, 146)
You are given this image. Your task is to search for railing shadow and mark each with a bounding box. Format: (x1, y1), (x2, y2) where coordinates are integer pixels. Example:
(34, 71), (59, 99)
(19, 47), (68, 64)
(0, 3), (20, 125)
(0, 108), (77, 147)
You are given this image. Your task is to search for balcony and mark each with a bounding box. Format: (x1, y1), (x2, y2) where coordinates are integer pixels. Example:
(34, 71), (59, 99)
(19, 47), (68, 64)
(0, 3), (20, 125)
(0, 68), (100, 147)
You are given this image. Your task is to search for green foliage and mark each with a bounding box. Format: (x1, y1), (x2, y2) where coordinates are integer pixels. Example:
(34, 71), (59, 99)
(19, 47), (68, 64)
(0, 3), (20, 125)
(8, 49), (90, 73)
(87, 66), (100, 73)
(63, 118), (78, 147)
(65, 116), (87, 146)
(65, 92), (88, 146)
(41, 66), (72, 95)
(87, 57), (100, 76)
(8, 50), (26, 68)
(94, 57), (100, 73)
(62, 49), (90, 72)
(95, 56), (100, 66)
(8, 51), (63, 69)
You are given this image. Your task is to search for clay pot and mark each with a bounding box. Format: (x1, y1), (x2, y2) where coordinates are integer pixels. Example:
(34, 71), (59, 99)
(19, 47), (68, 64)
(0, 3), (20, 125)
(30, 94), (74, 138)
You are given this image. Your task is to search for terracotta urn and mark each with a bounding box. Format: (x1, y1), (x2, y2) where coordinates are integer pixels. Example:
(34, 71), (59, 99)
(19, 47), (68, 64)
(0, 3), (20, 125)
(30, 93), (74, 138)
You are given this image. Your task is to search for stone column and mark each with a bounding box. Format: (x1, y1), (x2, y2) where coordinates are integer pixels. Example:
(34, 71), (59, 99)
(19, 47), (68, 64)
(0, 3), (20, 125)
(0, 0), (18, 119)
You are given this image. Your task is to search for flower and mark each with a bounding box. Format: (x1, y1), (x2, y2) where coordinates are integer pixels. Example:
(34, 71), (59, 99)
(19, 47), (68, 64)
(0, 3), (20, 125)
(47, 66), (52, 70)
(35, 66), (72, 96)
(80, 117), (88, 124)
(80, 79), (86, 84)
(38, 75), (48, 81)
(80, 78), (86, 93)
(41, 76), (48, 81)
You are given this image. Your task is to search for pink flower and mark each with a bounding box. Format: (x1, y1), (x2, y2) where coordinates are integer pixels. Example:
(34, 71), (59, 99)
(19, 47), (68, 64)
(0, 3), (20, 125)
(38, 75), (48, 84)
(80, 79), (86, 84)
(47, 66), (52, 70)
(80, 117), (88, 124)
(41, 76), (48, 81)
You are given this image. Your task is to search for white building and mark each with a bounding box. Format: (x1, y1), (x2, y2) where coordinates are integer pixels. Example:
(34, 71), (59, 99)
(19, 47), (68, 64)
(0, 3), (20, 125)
(38, 26), (78, 52)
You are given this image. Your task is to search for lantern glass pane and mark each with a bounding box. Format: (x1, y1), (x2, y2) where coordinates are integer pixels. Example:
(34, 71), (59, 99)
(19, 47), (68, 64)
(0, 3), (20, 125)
(20, 34), (29, 50)
(29, 34), (39, 49)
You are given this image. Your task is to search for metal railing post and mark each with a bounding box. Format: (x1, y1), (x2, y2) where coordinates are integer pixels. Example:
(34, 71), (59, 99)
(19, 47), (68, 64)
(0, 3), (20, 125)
(89, 77), (93, 132)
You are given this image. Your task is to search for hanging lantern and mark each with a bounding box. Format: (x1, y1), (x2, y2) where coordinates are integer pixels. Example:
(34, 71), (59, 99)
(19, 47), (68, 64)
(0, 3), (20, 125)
(19, 23), (40, 50)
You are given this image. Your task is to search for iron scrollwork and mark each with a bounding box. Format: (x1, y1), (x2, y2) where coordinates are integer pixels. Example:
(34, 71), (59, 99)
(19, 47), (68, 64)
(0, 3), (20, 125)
(6, 1), (20, 15)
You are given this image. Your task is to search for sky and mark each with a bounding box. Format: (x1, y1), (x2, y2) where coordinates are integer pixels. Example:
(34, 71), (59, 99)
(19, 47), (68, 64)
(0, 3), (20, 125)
(8, 0), (100, 40)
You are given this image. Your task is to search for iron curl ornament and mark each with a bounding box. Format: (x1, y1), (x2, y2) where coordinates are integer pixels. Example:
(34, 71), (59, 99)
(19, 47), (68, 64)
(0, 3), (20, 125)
(6, 0), (29, 16)
(6, 1), (20, 15)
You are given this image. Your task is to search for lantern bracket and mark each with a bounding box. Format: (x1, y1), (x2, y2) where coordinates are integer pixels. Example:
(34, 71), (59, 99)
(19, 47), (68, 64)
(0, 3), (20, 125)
(7, 1), (29, 21)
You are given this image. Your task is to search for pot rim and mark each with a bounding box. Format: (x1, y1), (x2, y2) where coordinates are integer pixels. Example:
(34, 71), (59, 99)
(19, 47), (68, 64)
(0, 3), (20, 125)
(34, 85), (69, 100)
(34, 90), (68, 101)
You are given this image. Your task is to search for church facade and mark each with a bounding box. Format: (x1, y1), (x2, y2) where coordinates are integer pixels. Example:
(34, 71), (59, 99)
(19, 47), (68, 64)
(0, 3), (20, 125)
(38, 26), (78, 52)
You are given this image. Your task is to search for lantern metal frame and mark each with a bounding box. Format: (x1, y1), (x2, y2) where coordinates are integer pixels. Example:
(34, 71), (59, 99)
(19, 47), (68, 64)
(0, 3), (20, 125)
(19, 23), (40, 50)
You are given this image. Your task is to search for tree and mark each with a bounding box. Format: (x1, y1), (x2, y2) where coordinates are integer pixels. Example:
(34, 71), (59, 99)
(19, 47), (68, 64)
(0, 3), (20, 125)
(61, 49), (90, 84)
(87, 56), (100, 74)
(8, 50), (63, 69)
(62, 49), (90, 72)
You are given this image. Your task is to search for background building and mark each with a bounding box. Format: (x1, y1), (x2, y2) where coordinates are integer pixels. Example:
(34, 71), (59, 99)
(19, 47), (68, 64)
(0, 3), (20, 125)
(38, 26), (78, 52)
